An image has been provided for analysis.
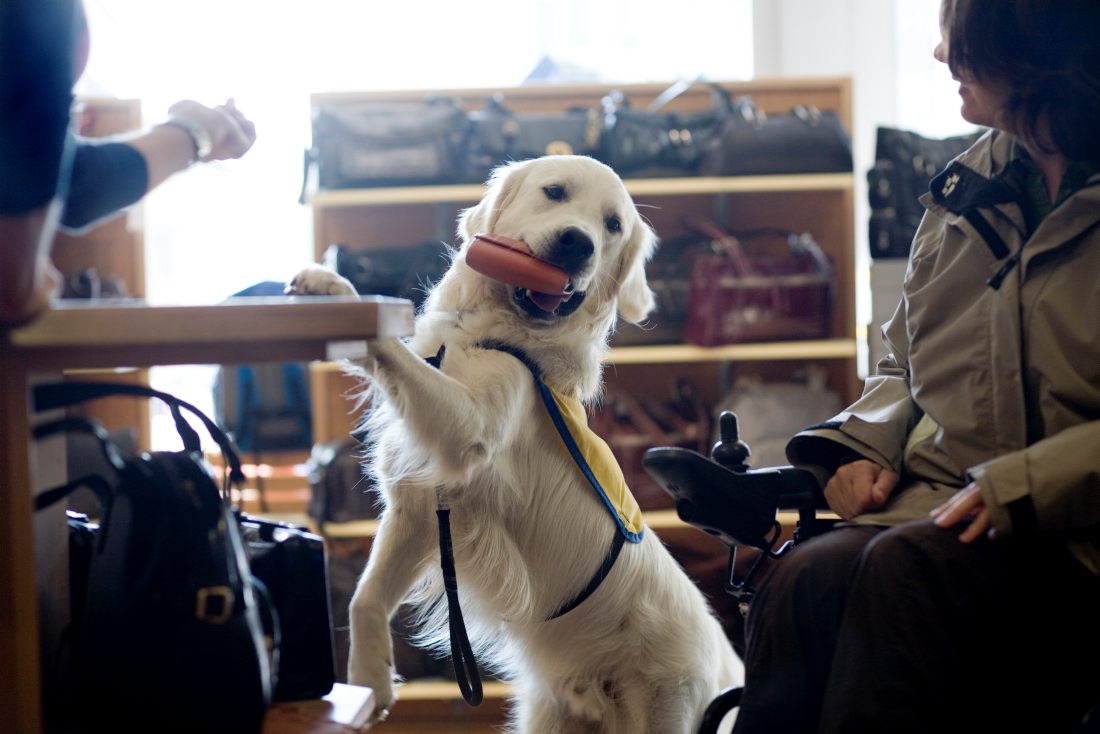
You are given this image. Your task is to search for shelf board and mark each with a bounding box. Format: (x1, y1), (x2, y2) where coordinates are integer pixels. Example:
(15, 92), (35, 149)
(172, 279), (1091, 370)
(626, 173), (853, 196)
(308, 172), (854, 209)
(320, 509), (819, 540)
(606, 337), (855, 365)
(322, 517), (380, 538)
(395, 679), (511, 702)
(310, 338), (856, 374)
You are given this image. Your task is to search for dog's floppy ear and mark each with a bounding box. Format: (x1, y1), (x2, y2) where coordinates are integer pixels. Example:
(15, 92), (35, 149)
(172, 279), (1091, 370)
(616, 218), (658, 324)
(458, 160), (529, 242)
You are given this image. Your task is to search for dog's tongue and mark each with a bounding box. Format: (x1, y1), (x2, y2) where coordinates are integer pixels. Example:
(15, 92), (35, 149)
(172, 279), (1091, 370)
(526, 289), (567, 312)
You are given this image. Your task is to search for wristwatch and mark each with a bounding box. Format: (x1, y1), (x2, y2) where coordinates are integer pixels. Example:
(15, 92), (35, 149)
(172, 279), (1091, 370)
(162, 115), (213, 162)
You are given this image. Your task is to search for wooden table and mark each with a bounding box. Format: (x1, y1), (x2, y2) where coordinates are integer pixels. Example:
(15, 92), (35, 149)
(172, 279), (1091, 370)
(0, 296), (413, 734)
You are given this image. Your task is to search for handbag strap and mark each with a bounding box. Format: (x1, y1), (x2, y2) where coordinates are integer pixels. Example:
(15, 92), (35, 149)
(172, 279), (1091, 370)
(646, 77), (699, 113)
(33, 381), (246, 497)
(32, 416), (120, 518)
(687, 218), (756, 276)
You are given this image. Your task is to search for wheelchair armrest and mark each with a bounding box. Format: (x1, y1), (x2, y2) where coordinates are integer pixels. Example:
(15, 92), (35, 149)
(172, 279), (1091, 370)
(642, 446), (821, 550)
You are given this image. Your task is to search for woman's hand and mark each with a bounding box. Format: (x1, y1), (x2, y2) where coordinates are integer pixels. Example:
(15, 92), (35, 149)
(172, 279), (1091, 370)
(134, 99), (258, 192)
(930, 483), (994, 542)
(823, 459), (898, 519)
(167, 98), (257, 162)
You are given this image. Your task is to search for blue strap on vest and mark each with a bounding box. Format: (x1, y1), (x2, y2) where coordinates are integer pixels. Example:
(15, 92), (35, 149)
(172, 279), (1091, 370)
(475, 341), (636, 619)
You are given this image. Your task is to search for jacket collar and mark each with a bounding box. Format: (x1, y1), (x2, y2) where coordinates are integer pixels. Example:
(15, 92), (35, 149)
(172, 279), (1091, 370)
(923, 130), (1100, 283)
(928, 131), (1023, 215)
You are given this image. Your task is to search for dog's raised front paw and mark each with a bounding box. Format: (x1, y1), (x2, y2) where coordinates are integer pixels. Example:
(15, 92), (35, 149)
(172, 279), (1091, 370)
(348, 656), (396, 722)
(286, 264), (359, 297)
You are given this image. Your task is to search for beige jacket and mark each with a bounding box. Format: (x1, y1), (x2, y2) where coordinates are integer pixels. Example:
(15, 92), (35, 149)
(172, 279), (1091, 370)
(788, 129), (1100, 573)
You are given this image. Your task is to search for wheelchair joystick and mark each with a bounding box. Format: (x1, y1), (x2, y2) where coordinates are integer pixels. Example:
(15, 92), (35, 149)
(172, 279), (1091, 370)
(711, 411), (752, 473)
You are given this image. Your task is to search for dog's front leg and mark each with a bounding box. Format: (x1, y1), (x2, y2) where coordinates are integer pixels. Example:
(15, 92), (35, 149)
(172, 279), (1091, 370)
(357, 338), (522, 480)
(347, 488), (437, 720)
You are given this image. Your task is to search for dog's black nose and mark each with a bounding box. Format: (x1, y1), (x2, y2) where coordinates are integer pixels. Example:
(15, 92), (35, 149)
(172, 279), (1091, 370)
(552, 227), (594, 272)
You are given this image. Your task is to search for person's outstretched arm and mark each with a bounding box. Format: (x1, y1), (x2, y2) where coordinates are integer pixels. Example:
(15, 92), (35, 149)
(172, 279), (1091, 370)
(60, 99), (257, 233)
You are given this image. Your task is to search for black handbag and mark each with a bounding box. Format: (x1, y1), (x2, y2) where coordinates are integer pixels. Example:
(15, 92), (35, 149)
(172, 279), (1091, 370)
(238, 514), (336, 702)
(867, 125), (984, 258)
(305, 95), (470, 191)
(600, 81), (733, 178)
(33, 381), (272, 734)
(464, 94), (603, 183)
(322, 241), (451, 310)
(306, 436), (377, 526)
(699, 97), (853, 176)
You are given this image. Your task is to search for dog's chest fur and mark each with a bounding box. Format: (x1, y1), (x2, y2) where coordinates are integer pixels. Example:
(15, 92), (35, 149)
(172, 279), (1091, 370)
(369, 331), (622, 626)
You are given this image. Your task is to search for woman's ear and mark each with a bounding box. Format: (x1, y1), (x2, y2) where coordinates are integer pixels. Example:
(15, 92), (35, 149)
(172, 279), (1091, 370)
(616, 220), (658, 324)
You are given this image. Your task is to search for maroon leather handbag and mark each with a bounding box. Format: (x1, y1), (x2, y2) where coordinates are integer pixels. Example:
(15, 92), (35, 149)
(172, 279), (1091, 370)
(683, 221), (834, 346)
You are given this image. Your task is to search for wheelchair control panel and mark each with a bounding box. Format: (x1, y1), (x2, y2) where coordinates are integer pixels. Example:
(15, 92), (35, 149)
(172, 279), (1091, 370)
(643, 411), (833, 603)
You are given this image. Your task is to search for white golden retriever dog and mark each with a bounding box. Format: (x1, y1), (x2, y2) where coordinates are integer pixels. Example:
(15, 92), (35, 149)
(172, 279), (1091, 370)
(291, 155), (743, 733)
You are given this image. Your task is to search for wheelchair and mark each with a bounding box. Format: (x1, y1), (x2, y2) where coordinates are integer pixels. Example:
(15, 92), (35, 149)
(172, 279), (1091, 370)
(643, 411), (1100, 734)
(643, 410), (832, 734)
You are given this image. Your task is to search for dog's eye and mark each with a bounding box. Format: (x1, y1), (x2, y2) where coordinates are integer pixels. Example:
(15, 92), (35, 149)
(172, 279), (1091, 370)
(606, 216), (622, 233)
(543, 185), (567, 202)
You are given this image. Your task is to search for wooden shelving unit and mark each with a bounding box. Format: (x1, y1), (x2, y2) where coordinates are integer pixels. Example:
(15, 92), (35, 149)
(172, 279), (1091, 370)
(308, 78), (858, 445)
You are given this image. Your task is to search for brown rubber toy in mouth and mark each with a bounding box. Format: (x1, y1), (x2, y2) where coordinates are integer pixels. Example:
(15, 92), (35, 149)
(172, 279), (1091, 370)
(466, 233), (574, 312)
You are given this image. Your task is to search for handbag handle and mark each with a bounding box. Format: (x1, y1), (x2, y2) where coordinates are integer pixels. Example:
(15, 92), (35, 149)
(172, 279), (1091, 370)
(33, 381), (246, 497)
(687, 218), (756, 277)
(646, 77), (699, 113)
(688, 219), (833, 278)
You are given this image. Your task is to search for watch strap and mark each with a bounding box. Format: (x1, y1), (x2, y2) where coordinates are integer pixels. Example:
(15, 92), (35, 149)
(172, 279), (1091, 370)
(161, 115), (212, 162)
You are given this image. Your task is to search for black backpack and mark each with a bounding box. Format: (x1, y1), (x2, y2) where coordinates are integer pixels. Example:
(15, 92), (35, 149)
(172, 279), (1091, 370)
(33, 381), (273, 734)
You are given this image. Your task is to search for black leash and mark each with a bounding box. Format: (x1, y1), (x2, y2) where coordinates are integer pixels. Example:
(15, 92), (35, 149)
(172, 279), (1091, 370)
(426, 345), (483, 705)
(436, 506), (483, 706)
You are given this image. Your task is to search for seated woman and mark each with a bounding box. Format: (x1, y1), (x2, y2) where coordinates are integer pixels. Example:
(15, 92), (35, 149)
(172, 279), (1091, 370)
(733, 1), (1100, 732)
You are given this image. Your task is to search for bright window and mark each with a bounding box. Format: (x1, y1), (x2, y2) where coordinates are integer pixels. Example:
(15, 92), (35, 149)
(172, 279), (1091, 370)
(78, 0), (754, 307)
(75, 0), (754, 448)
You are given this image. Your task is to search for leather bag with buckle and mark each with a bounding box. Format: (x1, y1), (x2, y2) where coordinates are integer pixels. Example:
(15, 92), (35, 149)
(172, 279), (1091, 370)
(33, 382), (273, 734)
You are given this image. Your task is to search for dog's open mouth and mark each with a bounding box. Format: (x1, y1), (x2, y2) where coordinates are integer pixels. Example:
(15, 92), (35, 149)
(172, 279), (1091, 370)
(467, 233), (585, 319)
(514, 284), (585, 319)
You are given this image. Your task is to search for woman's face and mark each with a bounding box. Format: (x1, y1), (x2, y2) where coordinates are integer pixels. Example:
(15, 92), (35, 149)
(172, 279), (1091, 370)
(934, 3), (1012, 130)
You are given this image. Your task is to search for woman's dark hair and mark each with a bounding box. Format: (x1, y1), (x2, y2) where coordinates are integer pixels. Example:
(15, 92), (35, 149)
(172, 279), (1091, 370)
(944, 0), (1100, 162)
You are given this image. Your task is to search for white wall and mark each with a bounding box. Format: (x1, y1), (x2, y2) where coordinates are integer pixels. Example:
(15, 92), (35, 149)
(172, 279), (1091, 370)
(752, 0), (963, 374)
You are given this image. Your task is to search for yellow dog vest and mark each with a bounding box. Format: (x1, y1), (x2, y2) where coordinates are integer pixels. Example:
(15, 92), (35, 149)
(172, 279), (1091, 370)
(544, 388), (645, 542)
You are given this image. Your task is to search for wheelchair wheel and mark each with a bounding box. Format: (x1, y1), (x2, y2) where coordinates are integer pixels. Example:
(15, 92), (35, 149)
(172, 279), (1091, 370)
(698, 685), (742, 734)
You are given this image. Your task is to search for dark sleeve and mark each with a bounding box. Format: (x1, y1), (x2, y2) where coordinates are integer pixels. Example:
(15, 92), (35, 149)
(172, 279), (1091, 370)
(0, 0), (77, 213)
(60, 140), (149, 232)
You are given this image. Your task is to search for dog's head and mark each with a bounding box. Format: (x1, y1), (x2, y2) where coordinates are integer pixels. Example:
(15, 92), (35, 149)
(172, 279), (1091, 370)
(451, 155), (657, 326)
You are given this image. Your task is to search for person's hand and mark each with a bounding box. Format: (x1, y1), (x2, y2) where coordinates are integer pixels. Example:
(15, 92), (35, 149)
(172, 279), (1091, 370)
(0, 258), (60, 328)
(930, 483), (994, 543)
(823, 459), (898, 519)
(167, 98), (257, 162)
(0, 208), (63, 328)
